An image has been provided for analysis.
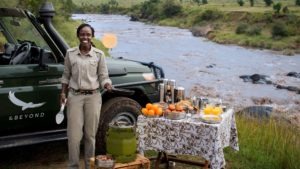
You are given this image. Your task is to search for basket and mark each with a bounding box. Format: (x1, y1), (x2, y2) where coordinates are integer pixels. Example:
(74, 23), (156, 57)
(95, 155), (115, 169)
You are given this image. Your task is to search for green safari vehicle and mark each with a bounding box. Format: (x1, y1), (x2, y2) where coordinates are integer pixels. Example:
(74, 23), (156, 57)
(0, 3), (164, 153)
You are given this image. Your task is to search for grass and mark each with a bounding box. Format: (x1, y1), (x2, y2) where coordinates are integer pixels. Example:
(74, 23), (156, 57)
(224, 115), (300, 169)
(143, 115), (300, 169)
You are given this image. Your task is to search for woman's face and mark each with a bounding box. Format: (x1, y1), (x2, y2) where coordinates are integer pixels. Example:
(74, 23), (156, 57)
(78, 26), (93, 48)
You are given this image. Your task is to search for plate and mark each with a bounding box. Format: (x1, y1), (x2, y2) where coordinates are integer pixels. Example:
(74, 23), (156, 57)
(194, 114), (222, 124)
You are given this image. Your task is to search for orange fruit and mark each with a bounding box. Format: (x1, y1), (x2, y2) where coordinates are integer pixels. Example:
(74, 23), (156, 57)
(156, 108), (163, 116)
(168, 104), (175, 111)
(146, 103), (153, 110)
(175, 104), (183, 111)
(141, 108), (148, 115)
(148, 109), (155, 116)
(152, 104), (159, 112)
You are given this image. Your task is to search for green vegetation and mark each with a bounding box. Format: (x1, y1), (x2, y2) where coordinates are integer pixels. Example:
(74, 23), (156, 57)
(124, 0), (300, 54)
(224, 115), (300, 169)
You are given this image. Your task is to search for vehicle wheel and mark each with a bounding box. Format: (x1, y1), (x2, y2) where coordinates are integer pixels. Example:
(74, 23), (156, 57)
(96, 97), (142, 154)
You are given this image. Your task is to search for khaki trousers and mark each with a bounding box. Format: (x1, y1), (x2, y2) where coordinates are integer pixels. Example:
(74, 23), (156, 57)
(67, 91), (101, 169)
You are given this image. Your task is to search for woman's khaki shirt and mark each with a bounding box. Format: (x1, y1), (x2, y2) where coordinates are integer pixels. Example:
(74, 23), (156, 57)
(61, 46), (112, 90)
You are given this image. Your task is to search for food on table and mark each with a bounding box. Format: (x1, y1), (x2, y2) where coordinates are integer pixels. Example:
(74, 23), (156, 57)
(141, 103), (163, 117)
(203, 105), (223, 116)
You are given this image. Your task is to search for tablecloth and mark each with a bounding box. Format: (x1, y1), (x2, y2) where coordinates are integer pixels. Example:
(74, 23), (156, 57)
(136, 109), (239, 169)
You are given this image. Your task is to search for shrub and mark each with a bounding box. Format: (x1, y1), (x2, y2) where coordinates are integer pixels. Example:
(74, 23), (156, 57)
(202, 0), (208, 4)
(282, 6), (289, 14)
(296, 0), (300, 6)
(236, 23), (248, 34)
(140, 0), (160, 19)
(162, 0), (182, 17)
(272, 23), (288, 38)
(237, 0), (244, 6)
(264, 0), (273, 6)
(273, 2), (281, 14)
(201, 9), (222, 21)
(246, 26), (262, 36)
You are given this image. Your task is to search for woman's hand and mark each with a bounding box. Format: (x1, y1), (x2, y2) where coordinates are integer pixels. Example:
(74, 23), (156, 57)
(60, 93), (67, 105)
(104, 83), (113, 92)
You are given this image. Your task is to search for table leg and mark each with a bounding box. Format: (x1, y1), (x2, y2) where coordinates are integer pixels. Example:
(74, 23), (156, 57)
(154, 152), (163, 169)
(163, 152), (169, 169)
(204, 160), (209, 169)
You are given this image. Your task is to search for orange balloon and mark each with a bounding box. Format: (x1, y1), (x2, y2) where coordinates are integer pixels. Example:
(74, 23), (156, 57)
(101, 33), (117, 49)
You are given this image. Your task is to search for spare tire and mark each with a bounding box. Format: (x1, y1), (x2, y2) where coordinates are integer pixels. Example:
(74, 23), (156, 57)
(96, 97), (142, 154)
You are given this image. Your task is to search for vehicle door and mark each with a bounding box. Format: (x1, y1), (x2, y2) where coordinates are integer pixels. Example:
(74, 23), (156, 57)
(0, 12), (65, 136)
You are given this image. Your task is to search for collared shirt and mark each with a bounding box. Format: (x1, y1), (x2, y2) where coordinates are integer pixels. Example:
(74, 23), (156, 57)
(61, 46), (112, 90)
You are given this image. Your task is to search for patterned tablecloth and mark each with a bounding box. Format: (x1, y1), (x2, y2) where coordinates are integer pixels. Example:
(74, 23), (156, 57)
(136, 109), (239, 169)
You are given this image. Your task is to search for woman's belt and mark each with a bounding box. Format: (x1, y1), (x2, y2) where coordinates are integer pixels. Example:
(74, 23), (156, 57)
(70, 88), (99, 95)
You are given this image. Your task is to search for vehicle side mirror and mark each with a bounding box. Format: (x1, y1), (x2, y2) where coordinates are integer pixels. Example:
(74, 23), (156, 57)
(39, 48), (48, 71)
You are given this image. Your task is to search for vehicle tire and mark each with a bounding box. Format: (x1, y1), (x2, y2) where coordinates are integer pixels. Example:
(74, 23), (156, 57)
(96, 97), (142, 154)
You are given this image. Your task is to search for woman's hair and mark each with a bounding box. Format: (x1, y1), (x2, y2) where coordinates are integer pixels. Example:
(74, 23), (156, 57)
(76, 23), (95, 37)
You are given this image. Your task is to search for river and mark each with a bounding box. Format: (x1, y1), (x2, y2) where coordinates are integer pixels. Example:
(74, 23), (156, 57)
(72, 14), (300, 124)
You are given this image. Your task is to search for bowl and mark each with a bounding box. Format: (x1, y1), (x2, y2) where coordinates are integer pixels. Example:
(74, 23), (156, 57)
(95, 155), (115, 169)
(164, 111), (186, 120)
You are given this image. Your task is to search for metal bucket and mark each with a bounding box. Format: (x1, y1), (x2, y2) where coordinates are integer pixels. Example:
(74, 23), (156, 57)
(106, 121), (137, 163)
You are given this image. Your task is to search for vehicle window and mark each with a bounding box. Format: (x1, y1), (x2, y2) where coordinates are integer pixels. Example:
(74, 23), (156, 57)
(0, 15), (56, 65)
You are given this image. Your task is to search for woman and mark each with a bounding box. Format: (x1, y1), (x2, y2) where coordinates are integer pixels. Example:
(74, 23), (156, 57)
(60, 23), (112, 169)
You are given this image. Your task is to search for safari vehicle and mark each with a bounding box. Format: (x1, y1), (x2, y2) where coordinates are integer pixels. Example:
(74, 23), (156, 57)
(0, 3), (164, 153)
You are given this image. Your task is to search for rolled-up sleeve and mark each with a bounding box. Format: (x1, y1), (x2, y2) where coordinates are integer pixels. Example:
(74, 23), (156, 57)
(98, 53), (112, 88)
(61, 51), (71, 84)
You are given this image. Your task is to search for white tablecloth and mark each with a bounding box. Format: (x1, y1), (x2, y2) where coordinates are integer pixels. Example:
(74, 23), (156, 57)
(136, 109), (239, 169)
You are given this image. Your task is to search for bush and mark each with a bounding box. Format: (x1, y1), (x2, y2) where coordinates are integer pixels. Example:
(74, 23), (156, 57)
(237, 0), (244, 6)
(282, 6), (289, 14)
(264, 0), (273, 6)
(236, 23), (248, 34)
(272, 23), (288, 38)
(201, 9), (222, 21)
(296, 0), (300, 6)
(202, 0), (208, 4)
(246, 26), (262, 36)
(162, 0), (182, 17)
(273, 2), (281, 14)
(140, 0), (160, 19)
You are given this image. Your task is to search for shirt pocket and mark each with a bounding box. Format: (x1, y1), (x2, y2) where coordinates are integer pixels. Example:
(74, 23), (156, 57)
(71, 61), (79, 76)
(89, 60), (98, 73)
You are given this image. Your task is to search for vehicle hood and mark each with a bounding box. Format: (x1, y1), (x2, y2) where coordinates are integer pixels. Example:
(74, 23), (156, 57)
(106, 58), (152, 76)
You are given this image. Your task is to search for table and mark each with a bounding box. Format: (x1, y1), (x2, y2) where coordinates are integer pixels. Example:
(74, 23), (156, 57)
(136, 109), (239, 169)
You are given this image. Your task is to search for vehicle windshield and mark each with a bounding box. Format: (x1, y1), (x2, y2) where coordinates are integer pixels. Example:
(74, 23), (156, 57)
(0, 15), (51, 51)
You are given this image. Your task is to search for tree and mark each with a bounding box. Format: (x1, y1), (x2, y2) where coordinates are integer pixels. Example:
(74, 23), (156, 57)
(237, 0), (244, 6)
(273, 2), (281, 15)
(296, 0), (300, 6)
(264, 0), (273, 6)
(250, 0), (254, 7)
(202, 0), (208, 4)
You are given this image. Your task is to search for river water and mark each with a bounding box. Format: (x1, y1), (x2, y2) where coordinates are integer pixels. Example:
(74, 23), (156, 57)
(72, 14), (300, 122)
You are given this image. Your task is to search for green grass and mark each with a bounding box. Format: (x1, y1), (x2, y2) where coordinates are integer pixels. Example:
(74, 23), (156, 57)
(144, 115), (300, 169)
(224, 115), (300, 169)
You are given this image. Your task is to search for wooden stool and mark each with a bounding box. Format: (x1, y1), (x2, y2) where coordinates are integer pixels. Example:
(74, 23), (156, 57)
(90, 154), (150, 169)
